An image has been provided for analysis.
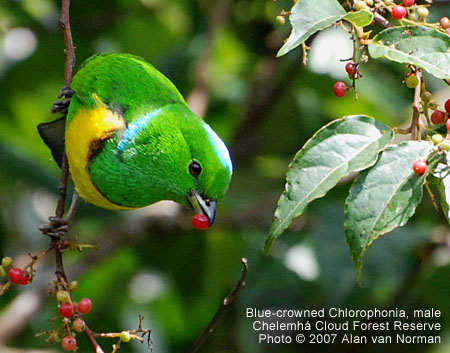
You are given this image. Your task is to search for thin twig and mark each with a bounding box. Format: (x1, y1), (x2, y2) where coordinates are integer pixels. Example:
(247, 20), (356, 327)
(373, 12), (394, 28)
(425, 182), (440, 212)
(54, 0), (75, 219)
(55, 155), (70, 220)
(53, 238), (68, 284)
(187, 258), (248, 353)
(65, 193), (81, 225)
(84, 327), (105, 353)
(301, 42), (310, 66)
(396, 127), (412, 135)
(60, 0), (75, 91)
(410, 71), (422, 140)
(350, 26), (359, 100)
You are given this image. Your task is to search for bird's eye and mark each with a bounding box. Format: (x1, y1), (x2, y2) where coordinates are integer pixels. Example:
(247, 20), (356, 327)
(189, 161), (202, 177)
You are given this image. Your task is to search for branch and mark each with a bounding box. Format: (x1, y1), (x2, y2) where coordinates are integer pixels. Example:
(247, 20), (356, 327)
(60, 0), (76, 91)
(410, 71), (422, 140)
(49, 2), (106, 353)
(84, 327), (106, 353)
(373, 12), (394, 28)
(187, 258), (248, 353)
(53, 0), (75, 220)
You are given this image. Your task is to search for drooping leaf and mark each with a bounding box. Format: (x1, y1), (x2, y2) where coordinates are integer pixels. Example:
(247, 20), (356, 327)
(344, 141), (440, 276)
(277, 0), (373, 57)
(368, 26), (450, 79)
(265, 115), (394, 254)
(430, 162), (450, 225)
(343, 10), (374, 27)
(277, 0), (346, 57)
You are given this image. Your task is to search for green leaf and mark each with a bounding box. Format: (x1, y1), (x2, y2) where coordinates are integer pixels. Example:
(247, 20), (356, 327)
(368, 26), (450, 79)
(430, 162), (450, 225)
(265, 115), (394, 254)
(343, 10), (374, 27)
(344, 141), (439, 277)
(277, 0), (346, 57)
(277, 0), (373, 58)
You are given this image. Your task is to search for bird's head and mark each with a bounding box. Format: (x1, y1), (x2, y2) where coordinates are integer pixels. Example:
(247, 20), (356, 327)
(177, 111), (233, 227)
(183, 120), (233, 226)
(106, 103), (232, 226)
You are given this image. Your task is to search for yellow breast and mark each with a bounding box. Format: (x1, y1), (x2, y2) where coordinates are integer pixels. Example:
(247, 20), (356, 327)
(65, 94), (133, 210)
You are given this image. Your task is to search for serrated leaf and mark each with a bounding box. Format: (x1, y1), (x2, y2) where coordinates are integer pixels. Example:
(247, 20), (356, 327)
(277, 0), (346, 57)
(344, 141), (440, 276)
(430, 163), (450, 225)
(368, 26), (450, 79)
(265, 115), (394, 254)
(343, 10), (374, 27)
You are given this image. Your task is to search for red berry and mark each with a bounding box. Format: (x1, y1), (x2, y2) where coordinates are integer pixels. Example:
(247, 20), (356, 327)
(333, 81), (347, 98)
(402, 0), (414, 7)
(431, 110), (446, 125)
(345, 62), (358, 77)
(62, 336), (77, 351)
(445, 99), (450, 114)
(192, 214), (210, 230)
(392, 6), (407, 20)
(58, 302), (78, 318)
(9, 268), (24, 285)
(413, 160), (427, 175)
(441, 17), (450, 29)
(20, 275), (30, 285)
(78, 298), (92, 314)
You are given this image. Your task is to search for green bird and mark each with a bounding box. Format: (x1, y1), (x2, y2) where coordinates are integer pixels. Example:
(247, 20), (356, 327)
(38, 53), (233, 226)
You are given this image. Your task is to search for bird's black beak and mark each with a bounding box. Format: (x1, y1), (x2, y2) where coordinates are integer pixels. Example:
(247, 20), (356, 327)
(187, 190), (216, 226)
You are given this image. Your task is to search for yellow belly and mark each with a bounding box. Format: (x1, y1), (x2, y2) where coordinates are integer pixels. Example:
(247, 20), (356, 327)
(65, 94), (134, 210)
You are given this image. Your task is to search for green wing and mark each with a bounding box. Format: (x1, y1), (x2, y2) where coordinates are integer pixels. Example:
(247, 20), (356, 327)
(38, 53), (186, 166)
(68, 53), (187, 124)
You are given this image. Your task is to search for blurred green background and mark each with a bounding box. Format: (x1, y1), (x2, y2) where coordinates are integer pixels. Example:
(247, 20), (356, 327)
(1, 0), (450, 352)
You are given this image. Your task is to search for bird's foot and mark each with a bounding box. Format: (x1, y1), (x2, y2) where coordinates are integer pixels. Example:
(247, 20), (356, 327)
(38, 216), (69, 237)
(57, 86), (73, 99)
(51, 86), (73, 115)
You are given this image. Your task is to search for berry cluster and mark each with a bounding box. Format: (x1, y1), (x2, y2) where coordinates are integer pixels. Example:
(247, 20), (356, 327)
(1, 257), (32, 286)
(58, 296), (92, 318)
(333, 62), (359, 98)
(55, 292), (93, 350)
(9, 267), (30, 285)
(49, 291), (137, 350)
(412, 99), (450, 175)
(353, 0), (450, 35)
(431, 99), (450, 126)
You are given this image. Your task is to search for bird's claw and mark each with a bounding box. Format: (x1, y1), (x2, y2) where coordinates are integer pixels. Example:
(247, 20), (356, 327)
(38, 217), (69, 237)
(51, 98), (72, 114)
(57, 86), (73, 99)
(51, 87), (73, 114)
